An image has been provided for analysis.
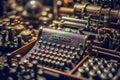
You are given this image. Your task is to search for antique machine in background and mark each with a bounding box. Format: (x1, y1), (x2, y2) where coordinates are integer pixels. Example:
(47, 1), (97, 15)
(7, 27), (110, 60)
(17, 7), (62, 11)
(0, 0), (120, 80)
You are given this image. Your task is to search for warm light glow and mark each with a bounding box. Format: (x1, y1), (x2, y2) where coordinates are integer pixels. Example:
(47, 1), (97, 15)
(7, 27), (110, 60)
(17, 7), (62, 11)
(30, 0), (36, 4)
(30, 0), (37, 9)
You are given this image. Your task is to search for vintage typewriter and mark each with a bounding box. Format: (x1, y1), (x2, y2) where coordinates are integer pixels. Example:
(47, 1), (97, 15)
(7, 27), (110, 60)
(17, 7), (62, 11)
(22, 27), (88, 72)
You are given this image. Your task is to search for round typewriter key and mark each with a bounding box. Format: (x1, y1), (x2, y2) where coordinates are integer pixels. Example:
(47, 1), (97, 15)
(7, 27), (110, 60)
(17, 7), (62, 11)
(75, 48), (80, 52)
(60, 44), (65, 48)
(108, 72), (113, 79)
(28, 63), (33, 69)
(78, 67), (88, 77)
(44, 58), (48, 65)
(65, 45), (70, 50)
(70, 46), (75, 51)
(53, 52), (57, 55)
(88, 57), (94, 63)
(32, 60), (38, 67)
(93, 65), (99, 70)
(97, 69), (102, 75)
(32, 60), (38, 71)
(62, 58), (67, 63)
(50, 47), (54, 51)
(59, 53), (63, 57)
(47, 42), (51, 45)
(56, 44), (60, 47)
(61, 54), (66, 58)
(46, 54), (50, 58)
(57, 53), (61, 57)
(60, 62), (65, 70)
(79, 43), (83, 48)
(33, 52), (37, 56)
(58, 57), (63, 62)
(83, 62), (89, 68)
(58, 49), (63, 53)
(100, 73), (109, 80)
(65, 54), (71, 59)
(113, 75), (120, 80)
(50, 56), (54, 59)
(63, 50), (68, 54)
(41, 49), (45, 53)
(55, 61), (60, 69)
(47, 59), (52, 66)
(23, 74), (31, 80)
(70, 55), (75, 60)
(66, 59), (72, 68)
(11, 62), (17, 68)
(46, 46), (50, 50)
(98, 61), (102, 65)
(73, 51), (78, 56)
(110, 67), (116, 74)
(112, 63), (118, 68)
(51, 60), (56, 68)
(31, 55), (36, 60)
(68, 51), (73, 55)
(99, 65), (104, 70)
(54, 56), (58, 60)
(103, 68), (110, 73)
(43, 41), (47, 44)
(35, 56), (39, 61)
(89, 61), (94, 67)
(49, 51), (53, 54)
(41, 54), (46, 57)
(107, 63), (113, 68)
(54, 48), (59, 52)
(89, 70), (97, 79)
(85, 67), (90, 72)
(6, 53), (12, 65)
(45, 50), (49, 54)
(51, 43), (56, 46)
(39, 57), (44, 64)
(39, 40), (43, 43)
(94, 58), (99, 61)
(16, 54), (21, 62)
(27, 54), (31, 59)
(42, 45), (46, 49)
(37, 53), (42, 56)
(78, 67), (84, 74)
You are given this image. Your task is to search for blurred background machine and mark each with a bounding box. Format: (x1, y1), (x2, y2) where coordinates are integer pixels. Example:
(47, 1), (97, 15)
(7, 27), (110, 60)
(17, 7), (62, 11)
(0, 0), (120, 80)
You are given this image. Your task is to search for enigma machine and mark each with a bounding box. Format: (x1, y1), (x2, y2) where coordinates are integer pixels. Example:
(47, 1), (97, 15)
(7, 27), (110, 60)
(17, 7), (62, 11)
(0, 0), (120, 80)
